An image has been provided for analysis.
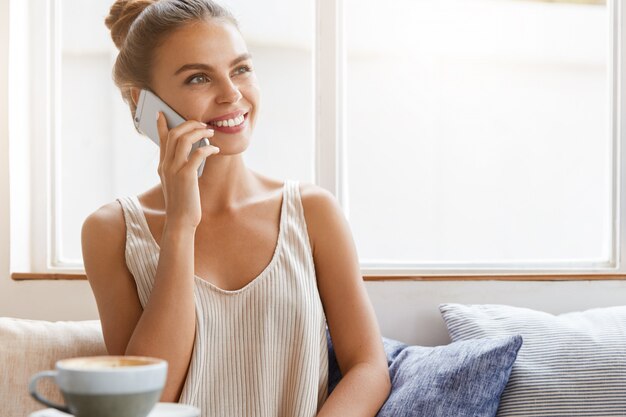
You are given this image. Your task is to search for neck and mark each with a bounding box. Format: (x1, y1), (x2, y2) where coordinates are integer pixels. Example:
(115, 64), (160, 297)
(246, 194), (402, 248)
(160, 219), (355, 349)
(195, 153), (258, 214)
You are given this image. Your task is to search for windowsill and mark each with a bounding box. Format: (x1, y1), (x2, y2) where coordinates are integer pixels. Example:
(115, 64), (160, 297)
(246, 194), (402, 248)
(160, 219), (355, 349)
(11, 273), (87, 280)
(10, 272), (626, 281)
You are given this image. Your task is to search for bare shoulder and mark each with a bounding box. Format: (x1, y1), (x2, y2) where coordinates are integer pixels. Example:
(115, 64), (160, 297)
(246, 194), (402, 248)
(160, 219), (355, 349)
(298, 181), (337, 210)
(81, 199), (130, 289)
(297, 182), (344, 252)
(81, 200), (126, 249)
(81, 199), (143, 355)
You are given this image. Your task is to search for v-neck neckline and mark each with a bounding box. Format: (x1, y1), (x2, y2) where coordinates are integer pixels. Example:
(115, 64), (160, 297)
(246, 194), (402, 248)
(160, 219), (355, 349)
(131, 181), (288, 295)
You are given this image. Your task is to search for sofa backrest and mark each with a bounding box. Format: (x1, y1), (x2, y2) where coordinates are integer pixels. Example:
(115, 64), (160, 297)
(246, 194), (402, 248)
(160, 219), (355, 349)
(0, 318), (106, 417)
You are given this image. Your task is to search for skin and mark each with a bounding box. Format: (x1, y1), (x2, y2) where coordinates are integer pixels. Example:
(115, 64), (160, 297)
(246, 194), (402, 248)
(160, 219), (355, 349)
(81, 18), (390, 416)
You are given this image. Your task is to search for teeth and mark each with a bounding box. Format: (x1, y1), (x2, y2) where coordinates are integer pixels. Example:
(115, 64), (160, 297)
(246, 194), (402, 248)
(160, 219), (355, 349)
(210, 113), (245, 128)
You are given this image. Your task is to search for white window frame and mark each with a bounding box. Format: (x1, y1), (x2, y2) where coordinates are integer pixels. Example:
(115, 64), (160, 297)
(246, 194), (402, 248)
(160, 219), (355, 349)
(9, 0), (71, 275)
(7, 0), (626, 277)
(316, 0), (625, 276)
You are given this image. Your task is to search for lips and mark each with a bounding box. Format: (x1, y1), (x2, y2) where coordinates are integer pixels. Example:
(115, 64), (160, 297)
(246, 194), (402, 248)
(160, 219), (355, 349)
(207, 112), (249, 133)
(206, 109), (248, 124)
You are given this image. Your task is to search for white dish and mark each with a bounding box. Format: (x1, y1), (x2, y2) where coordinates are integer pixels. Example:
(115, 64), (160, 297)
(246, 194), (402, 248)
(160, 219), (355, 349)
(29, 402), (201, 417)
(149, 403), (200, 417)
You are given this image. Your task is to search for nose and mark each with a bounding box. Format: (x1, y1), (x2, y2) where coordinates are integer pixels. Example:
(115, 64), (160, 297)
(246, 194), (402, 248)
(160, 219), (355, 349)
(215, 78), (242, 103)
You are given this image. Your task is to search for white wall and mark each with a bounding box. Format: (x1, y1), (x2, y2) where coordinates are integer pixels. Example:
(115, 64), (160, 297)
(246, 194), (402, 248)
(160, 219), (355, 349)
(1, 1), (625, 348)
(367, 279), (626, 346)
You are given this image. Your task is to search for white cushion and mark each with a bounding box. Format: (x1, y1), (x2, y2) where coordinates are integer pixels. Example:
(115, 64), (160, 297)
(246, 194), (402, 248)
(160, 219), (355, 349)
(0, 318), (106, 417)
(439, 304), (626, 417)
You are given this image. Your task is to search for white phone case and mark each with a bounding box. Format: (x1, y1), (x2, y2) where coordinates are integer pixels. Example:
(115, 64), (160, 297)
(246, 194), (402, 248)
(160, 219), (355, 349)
(134, 89), (209, 177)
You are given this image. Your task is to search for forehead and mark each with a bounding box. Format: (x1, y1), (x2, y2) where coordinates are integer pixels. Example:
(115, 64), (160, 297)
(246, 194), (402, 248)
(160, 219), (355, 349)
(154, 20), (248, 70)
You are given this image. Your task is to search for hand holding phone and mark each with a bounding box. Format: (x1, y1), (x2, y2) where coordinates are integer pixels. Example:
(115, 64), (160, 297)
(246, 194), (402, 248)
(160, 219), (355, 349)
(139, 89), (219, 229)
(134, 89), (211, 177)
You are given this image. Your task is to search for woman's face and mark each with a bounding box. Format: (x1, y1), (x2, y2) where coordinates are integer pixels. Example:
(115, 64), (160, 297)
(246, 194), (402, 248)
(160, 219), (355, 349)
(149, 19), (259, 154)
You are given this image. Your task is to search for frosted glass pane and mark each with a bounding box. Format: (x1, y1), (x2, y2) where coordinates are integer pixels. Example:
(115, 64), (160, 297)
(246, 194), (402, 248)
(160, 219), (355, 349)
(60, 0), (314, 263)
(345, 0), (612, 267)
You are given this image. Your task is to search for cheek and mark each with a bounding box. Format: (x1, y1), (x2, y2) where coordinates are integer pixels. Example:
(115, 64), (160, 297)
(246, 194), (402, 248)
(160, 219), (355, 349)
(245, 84), (260, 112)
(241, 76), (260, 98)
(175, 96), (207, 120)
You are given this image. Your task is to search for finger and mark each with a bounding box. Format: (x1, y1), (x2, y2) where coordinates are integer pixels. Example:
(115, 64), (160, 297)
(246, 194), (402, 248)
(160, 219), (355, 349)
(185, 144), (220, 176)
(172, 128), (215, 171)
(164, 120), (210, 169)
(156, 111), (169, 165)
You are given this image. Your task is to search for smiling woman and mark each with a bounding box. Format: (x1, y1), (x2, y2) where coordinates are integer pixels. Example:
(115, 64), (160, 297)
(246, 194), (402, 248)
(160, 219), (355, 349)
(80, 1), (390, 417)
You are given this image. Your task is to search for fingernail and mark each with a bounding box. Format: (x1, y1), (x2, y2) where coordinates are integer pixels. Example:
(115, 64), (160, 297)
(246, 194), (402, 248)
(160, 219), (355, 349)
(156, 111), (160, 120)
(201, 122), (208, 127)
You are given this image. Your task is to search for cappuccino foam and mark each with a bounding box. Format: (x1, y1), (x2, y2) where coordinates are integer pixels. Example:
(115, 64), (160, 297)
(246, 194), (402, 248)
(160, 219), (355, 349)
(60, 356), (161, 370)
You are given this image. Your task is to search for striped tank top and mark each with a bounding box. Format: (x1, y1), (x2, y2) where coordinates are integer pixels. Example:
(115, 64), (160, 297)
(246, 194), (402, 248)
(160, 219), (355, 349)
(116, 179), (329, 417)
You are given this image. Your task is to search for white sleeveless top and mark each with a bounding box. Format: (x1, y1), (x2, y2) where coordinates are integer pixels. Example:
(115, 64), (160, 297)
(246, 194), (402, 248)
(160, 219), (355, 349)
(116, 179), (329, 417)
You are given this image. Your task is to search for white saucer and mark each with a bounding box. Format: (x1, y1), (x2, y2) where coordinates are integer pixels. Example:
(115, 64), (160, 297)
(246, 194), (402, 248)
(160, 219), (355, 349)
(149, 403), (200, 417)
(29, 402), (200, 417)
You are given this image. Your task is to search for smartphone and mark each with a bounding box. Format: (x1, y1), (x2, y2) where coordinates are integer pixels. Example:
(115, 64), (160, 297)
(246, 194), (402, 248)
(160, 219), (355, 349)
(133, 88), (210, 177)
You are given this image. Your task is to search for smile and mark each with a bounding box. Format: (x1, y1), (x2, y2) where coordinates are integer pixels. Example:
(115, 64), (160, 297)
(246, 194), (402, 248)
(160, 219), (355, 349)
(207, 112), (249, 134)
(208, 112), (248, 128)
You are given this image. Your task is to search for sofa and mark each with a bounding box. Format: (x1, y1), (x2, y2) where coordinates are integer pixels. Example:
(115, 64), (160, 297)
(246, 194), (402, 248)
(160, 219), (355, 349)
(3, 302), (626, 417)
(0, 318), (106, 417)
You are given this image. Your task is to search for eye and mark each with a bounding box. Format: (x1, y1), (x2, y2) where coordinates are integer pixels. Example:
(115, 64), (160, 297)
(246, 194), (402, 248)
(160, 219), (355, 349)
(187, 74), (210, 85)
(235, 65), (253, 75)
(185, 65), (253, 85)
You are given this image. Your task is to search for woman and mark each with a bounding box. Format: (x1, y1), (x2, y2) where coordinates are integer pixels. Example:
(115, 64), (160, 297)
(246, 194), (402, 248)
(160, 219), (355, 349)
(81, 0), (391, 416)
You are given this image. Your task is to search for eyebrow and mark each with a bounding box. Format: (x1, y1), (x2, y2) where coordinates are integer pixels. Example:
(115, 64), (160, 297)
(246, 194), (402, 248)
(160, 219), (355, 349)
(173, 53), (253, 76)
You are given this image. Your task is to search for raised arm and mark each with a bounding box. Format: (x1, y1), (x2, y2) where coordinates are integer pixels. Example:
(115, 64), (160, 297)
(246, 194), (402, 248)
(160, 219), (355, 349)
(82, 111), (219, 402)
(81, 203), (197, 402)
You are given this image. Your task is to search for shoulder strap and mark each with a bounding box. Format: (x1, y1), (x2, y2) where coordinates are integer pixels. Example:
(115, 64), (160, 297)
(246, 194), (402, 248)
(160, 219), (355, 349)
(114, 196), (158, 308)
(116, 196), (146, 245)
(282, 179), (315, 261)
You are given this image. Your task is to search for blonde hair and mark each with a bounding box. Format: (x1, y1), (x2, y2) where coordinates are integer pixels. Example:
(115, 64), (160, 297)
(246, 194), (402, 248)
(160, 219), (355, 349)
(104, 0), (240, 124)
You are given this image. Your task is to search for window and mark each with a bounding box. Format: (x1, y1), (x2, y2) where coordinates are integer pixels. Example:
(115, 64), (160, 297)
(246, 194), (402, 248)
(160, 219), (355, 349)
(9, 0), (624, 279)
(9, 0), (315, 276)
(339, 0), (618, 275)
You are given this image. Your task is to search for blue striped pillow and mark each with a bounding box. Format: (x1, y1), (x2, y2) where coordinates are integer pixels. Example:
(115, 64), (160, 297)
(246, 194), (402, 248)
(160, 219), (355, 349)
(440, 304), (626, 417)
(327, 328), (522, 417)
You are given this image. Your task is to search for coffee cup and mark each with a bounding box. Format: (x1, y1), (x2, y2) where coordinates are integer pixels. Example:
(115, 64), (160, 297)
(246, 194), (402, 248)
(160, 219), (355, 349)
(29, 355), (167, 417)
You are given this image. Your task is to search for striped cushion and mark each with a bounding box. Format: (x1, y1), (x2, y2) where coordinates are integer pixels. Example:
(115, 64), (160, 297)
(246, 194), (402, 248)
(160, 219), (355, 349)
(439, 304), (626, 417)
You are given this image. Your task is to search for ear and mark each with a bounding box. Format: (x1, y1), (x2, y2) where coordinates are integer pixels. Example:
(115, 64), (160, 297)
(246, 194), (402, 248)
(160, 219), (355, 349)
(130, 87), (140, 106)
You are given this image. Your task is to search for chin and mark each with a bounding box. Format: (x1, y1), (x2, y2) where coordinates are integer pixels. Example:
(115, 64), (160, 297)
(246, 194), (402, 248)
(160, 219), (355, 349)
(213, 138), (251, 155)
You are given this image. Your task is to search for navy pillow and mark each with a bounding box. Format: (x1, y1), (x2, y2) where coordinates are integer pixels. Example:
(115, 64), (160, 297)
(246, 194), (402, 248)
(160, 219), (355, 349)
(327, 329), (522, 417)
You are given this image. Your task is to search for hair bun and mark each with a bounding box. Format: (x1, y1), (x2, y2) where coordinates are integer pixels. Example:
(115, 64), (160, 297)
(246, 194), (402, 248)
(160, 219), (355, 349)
(105, 0), (157, 50)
